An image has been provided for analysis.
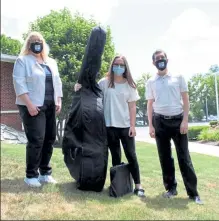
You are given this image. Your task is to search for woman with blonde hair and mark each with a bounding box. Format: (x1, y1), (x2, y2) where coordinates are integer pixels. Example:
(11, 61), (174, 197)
(75, 55), (145, 197)
(13, 31), (63, 187)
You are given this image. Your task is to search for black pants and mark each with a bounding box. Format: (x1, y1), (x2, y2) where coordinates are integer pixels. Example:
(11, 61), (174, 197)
(153, 115), (199, 197)
(106, 127), (141, 184)
(18, 100), (56, 178)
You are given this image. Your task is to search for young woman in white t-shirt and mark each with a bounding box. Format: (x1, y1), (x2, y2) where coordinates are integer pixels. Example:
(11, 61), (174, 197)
(75, 55), (145, 197)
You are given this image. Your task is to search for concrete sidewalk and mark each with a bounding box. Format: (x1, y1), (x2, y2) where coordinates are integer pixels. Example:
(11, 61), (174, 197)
(136, 137), (219, 157)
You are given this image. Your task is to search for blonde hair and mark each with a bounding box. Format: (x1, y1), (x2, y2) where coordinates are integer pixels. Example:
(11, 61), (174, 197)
(20, 31), (50, 61)
(108, 55), (136, 89)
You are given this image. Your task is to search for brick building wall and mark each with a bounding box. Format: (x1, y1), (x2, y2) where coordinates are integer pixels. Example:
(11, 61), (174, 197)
(0, 113), (22, 130)
(0, 55), (22, 131)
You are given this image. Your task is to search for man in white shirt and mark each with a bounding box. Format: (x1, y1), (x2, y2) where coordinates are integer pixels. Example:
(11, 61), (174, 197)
(146, 49), (203, 204)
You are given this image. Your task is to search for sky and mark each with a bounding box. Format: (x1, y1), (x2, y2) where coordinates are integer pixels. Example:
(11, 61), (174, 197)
(1, 0), (219, 81)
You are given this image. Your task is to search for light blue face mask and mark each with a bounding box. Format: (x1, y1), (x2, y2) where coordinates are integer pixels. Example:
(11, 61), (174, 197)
(112, 65), (125, 76)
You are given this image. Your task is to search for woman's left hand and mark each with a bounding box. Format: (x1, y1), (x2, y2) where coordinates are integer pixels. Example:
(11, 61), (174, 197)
(56, 97), (62, 114)
(129, 126), (136, 137)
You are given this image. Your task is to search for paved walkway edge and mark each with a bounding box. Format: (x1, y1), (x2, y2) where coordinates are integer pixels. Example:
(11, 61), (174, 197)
(136, 138), (219, 157)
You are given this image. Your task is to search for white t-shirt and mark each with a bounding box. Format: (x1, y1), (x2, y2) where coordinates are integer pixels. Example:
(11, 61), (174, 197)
(98, 78), (140, 128)
(145, 73), (188, 116)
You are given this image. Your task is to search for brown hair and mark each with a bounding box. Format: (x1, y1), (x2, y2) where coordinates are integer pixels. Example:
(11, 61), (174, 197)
(152, 49), (167, 61)
(108, 55), (136, 89)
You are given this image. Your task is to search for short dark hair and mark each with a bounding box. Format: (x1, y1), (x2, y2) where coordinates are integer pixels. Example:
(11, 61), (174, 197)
(152, 49), (167, 61)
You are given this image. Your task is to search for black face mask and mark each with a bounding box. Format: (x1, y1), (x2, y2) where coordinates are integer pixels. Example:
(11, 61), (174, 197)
(30, 42), (43, 54)
(155, 59), (167, 71)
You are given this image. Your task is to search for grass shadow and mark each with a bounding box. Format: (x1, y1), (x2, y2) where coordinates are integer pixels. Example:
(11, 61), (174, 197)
(57, 181), (134, 204)
(1, 177), (133, 205)
(141, 194), (190, 210)
(1, 178), (43, 193)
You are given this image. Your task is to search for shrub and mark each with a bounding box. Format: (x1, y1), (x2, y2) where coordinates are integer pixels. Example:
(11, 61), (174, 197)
(209, 121), (219, 127)
(188, 126), (209, 140)
(198, 128), (219, 141)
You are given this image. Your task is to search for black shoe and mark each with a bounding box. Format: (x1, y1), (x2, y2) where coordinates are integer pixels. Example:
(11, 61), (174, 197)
(163, 189), (178, 198)
(134, 188), (146, 197)
(189, 196), (203, 205)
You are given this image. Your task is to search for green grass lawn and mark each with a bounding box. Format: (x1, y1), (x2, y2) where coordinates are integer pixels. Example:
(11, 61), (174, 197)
(1, 141), (219, 220)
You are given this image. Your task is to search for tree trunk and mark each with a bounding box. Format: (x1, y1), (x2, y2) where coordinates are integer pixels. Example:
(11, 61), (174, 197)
(56, 120), (61, 144)
(56, 117), (67, 145)
(59, 120), (63, 144)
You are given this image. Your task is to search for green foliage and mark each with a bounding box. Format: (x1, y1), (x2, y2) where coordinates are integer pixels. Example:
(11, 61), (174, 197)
(188, 112), (194, 122)
(198, 128), (219, 141)
(136, 73), (151, 125)
(188, 126), (209, 140)
(188, 66), (219, 121)
(1, 34), (22, 55)
(209, 121), (219, 127)
(189, 102), (205, 121)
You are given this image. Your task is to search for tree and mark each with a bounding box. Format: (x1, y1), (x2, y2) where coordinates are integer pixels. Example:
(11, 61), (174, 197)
(210, 64), (219, 73)
(188, 66), (219, 121)
(136, 73), (151, 125)
(1, 34), (22, 55)
(24, 8), (115, 143)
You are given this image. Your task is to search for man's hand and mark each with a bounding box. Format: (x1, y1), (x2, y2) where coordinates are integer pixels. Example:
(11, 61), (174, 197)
(180, 120), (188, 134)
(74, 83), (82, 92)
(129, 126), (136, 137)
(149, 125), (155, 138)
(56, 97), (62, 114)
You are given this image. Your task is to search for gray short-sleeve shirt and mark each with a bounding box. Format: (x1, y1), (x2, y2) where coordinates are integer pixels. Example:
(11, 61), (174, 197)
(145, 73), (188, 116)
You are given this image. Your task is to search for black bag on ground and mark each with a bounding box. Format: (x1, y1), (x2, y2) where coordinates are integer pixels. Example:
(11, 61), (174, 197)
(109, 163), (133, 197)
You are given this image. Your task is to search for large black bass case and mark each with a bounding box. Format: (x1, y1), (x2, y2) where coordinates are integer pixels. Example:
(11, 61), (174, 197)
(62, 26), (108, 192)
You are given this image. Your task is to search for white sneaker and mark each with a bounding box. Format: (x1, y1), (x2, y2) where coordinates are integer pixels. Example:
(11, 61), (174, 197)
(38, 175), (57, 184)
(24, 177), (42, 187)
